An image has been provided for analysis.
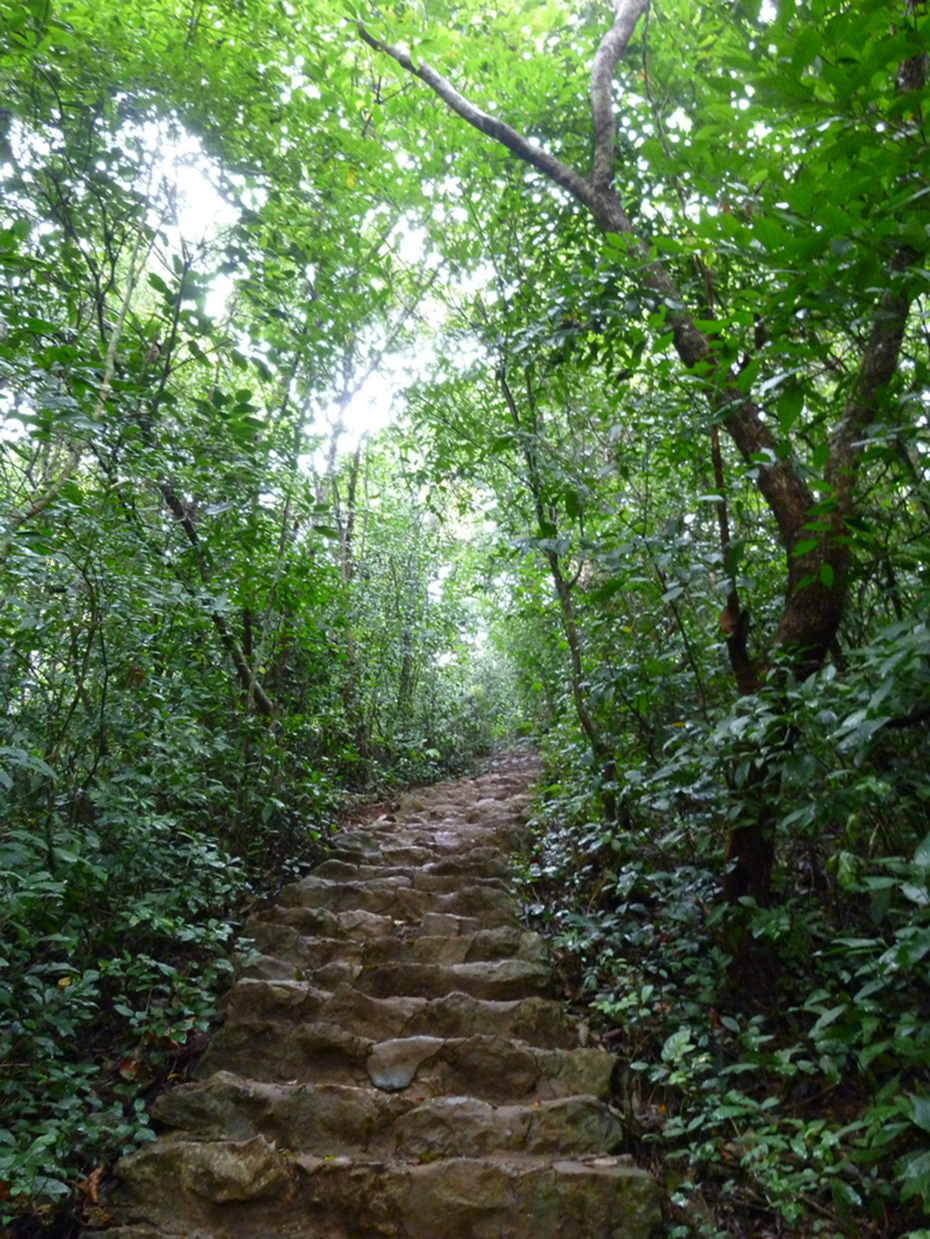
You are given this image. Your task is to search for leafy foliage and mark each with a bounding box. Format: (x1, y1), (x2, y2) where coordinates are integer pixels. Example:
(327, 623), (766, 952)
(3, 0), (930, 1234)
(0, 0), (514, 1222)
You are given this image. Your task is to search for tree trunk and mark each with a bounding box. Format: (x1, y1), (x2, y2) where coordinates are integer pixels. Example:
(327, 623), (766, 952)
(499, 370), (622, 822)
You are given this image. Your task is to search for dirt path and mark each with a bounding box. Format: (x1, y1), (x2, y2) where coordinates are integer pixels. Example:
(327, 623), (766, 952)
(102, 749), (661, 1239)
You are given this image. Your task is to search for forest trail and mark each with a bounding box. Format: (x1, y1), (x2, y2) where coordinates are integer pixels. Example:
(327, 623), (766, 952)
(102, 749), (661, 1239)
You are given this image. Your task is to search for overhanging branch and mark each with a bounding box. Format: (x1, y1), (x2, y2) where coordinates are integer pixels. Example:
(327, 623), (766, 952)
(358, 7), (918, 678)
(590, 0), (650, 190)
(357, 22), (591, 204)
(356, 10), (807, 545)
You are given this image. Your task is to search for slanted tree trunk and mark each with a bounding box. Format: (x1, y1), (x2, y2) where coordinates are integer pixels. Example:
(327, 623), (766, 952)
(499, 370), (621, 822)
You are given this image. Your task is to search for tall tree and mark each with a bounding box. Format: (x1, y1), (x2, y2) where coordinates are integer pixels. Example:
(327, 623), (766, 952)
(359, 0), (930, 901)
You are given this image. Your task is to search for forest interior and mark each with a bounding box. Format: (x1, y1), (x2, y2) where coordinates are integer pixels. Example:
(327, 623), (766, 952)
(2, 0), (930, 1235)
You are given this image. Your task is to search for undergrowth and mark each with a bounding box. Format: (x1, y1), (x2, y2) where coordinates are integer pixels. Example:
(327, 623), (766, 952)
(523, 728), (930, 1239)
(0, 716), (488, 1235)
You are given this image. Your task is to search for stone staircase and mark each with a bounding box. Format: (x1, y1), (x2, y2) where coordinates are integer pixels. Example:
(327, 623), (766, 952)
(103, 750), (661, 1239)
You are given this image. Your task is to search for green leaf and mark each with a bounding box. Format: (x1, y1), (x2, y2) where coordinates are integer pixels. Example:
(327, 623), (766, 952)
(734, 357), (759, 394)
(792, 539), (818, 556)
(831, 1178), (861, 1212)
(488, 435), (515, 455)
(810, 1003), (847, 1036)
(898, 1149), (930, 1204)
(777, 385), (804, 432)
(909, 1094), (930, 1134)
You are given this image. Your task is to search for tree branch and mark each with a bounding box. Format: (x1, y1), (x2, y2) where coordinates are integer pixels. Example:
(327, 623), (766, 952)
(359, 8), (918, 680)
(356, 12), (805, 548)
(161, 486), (275, 718)
(357, 21), (591, 204)
(590, 0), (649, 191)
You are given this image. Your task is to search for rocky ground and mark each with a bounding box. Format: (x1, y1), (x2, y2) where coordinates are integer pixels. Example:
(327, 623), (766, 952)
(98, 748), (661, 1239)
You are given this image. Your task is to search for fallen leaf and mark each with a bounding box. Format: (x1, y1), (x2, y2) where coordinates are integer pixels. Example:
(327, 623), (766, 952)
(77, 1166), (103, 1206)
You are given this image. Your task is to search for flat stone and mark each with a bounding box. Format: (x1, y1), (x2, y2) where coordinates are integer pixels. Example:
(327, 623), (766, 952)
(154, 1070), (404, 1153)
(374, 844), (436, 865)
(117, 1134), (291, 1212)
(277, 878), (518, 923)
(323, 986), (577, 1046)
(281, 875), (412, 911)
(348, 958), (551, 1002)
(428, 887), (518, 921)
(226, 978), (330, 1024)
(195, 1025), (609, 1101)
(430, 1036), (616, 1102)
(309, 858), (510, 889)
(466, 928), (547, 963)
(401, 992), (578, 1047)
(262, 904), (397, 941)
(410, 928), (545, 966)
(194, 1019), (369, 1084)
(395, 1094), (625, 1158)
(290, 1154), (661, 1239)
(320, 984), (428, 1040)
(423, 851), (511, 877)
(419, 912), (483, 936)
(366, 1037), (444, 1090)
(240, 927), (370, 970)
(240, 953), (308, 981)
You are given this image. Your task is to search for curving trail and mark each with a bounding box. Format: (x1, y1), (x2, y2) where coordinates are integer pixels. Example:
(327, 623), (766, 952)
(103, 749), (661, 1239)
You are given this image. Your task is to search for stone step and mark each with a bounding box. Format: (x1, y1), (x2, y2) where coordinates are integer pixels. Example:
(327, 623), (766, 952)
(394, 1092), (624, 1159)
(377, 824), (533, 854)
(243, 956), (551, 999)
(242, 924), (547, 973)
(313, 853), (512, 881)
(96, 752), (660, 1239)
(260, 904), (488, 941)
(152, 1070), (625, 1159)
(114, 1138), (661, 1239)
(355, 815), (531, 847)
(350, 958), (551, 1001)
(154, 1070), (404, 1150)
(277, 878), (518, 923)
(293, 1151), (660, 1239)
(363, 1034), (613, 1100)
(290, 871), (512, 897)
(328, 839), (513, 873)
(223, 980), (574, 1044)
(323, 830), (387, 862)
(397, 788), (533, 818)
(196, 1027), (616, 1102)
